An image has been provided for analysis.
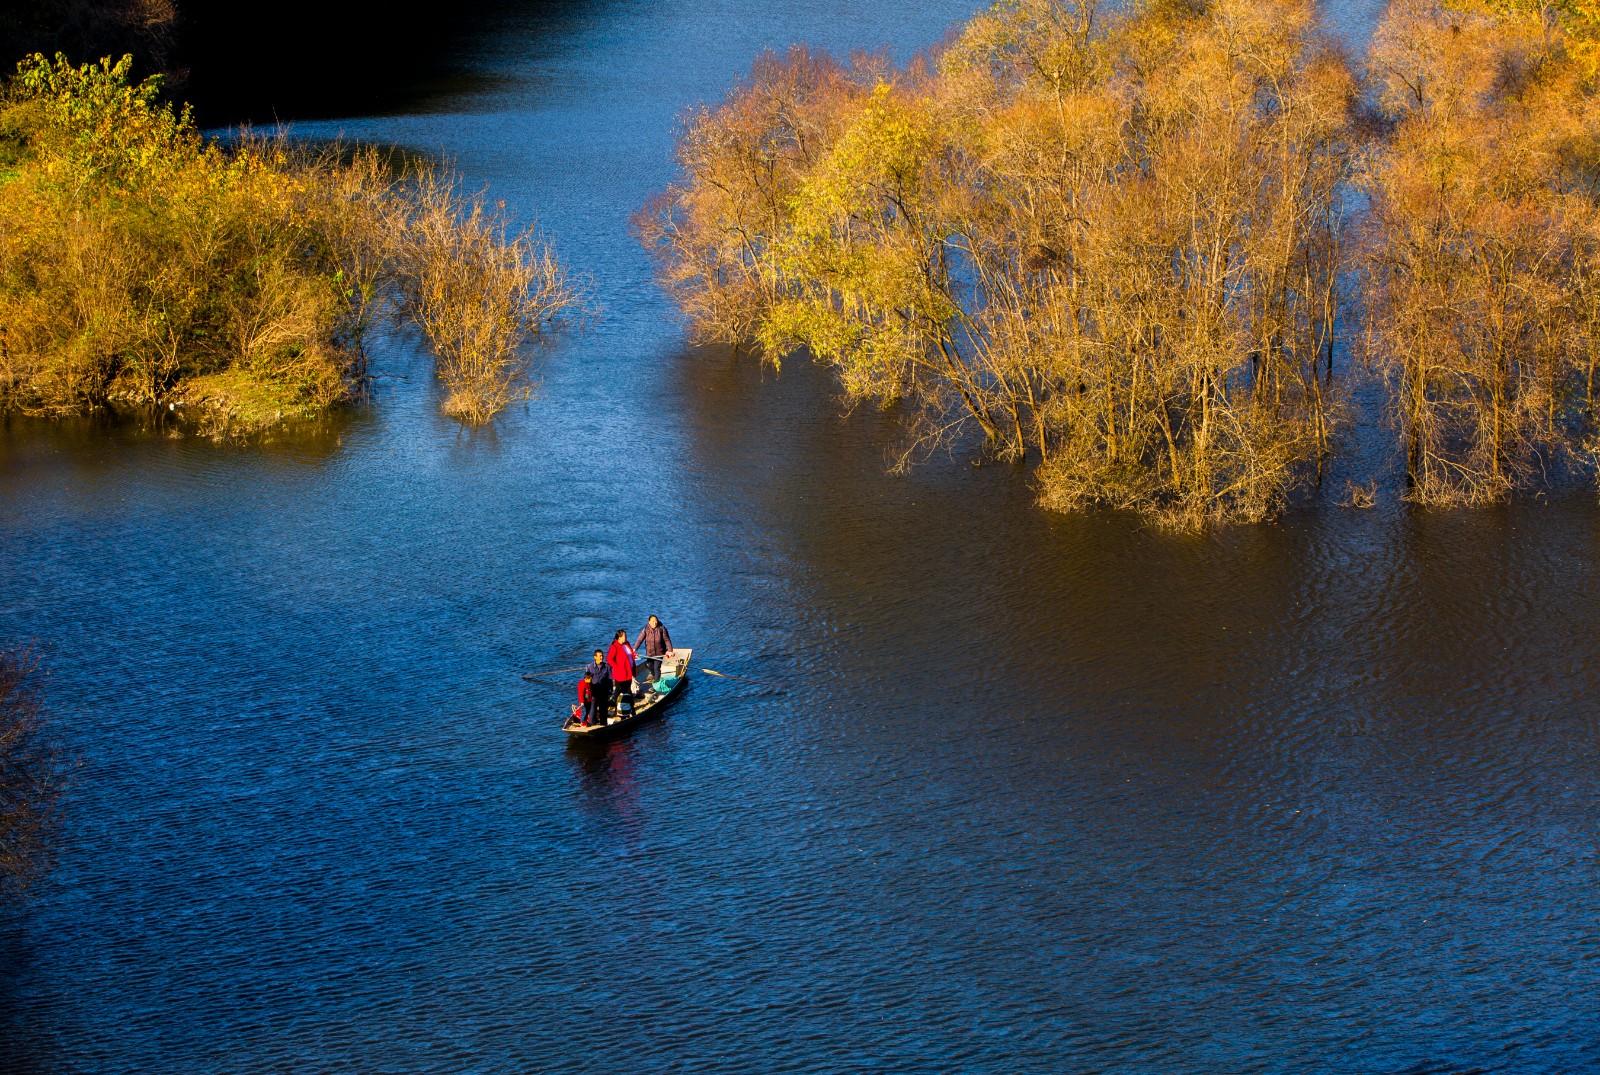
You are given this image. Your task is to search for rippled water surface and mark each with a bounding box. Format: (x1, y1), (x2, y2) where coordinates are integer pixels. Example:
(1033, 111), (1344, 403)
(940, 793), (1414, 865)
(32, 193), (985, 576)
(4, 2), (1600, 1072)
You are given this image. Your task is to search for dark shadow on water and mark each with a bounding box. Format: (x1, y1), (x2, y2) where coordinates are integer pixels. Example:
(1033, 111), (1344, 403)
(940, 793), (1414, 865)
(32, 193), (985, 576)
(0, 925), (55, 1075)
(178, 0), (606, 125)
(0, 405), (372, 473)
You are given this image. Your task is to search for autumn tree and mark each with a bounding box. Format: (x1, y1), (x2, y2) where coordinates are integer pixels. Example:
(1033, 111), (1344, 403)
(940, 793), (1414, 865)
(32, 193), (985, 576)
(395, 171), (583, 423)
(1359, 0), (1600, 502)
(0, 54), (582, 431)
(642, 0), (1355, 525)
(636, 47), (871, 350)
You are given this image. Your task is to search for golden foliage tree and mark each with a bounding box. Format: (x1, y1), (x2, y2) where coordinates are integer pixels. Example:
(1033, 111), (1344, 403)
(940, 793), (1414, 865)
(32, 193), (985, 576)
(0, 54), (582, 431)
(642, 0), (1355, 525)
(1360, 0), (1600, 502)
(395, 172), (581, 423)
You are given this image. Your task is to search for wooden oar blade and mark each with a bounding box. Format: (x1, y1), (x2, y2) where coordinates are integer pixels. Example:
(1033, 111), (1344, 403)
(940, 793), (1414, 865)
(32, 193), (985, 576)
(700, 668), (786, 692)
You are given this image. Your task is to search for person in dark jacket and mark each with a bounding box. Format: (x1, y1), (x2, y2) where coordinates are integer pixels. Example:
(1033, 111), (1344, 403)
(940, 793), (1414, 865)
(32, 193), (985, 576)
(606, 629), (637, 707)
(633, 615), (673, 683)
(583, 649), (612, 722)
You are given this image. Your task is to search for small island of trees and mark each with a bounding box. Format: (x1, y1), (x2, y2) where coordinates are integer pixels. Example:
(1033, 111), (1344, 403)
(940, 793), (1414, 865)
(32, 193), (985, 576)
(642, 0), (1600, 525)
(0, 54), (581, 433)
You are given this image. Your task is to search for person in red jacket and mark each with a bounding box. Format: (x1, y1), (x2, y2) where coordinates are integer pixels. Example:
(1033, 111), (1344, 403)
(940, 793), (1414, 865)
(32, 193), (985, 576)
(606, 628), (637, 708)
(576, 669), (596, 726)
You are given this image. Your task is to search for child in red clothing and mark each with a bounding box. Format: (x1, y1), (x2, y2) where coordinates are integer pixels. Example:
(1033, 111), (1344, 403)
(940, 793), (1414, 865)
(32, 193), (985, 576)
(576, 669), (596, 725)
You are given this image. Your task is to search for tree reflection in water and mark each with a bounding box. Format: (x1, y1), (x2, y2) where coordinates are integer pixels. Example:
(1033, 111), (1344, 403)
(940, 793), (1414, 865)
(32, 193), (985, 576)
(0, 648), (66, 903)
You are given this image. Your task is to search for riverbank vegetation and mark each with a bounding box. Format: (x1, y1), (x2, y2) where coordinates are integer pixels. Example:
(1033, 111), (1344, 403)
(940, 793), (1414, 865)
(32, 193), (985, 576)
(0, 54), (580, 433)
(644, 0), (1600, 524)
(642, 0), (1355, 525)
(0, 0), (176, 86)
(0, 647), (65, 902)
(1360, 0), (1600, 504)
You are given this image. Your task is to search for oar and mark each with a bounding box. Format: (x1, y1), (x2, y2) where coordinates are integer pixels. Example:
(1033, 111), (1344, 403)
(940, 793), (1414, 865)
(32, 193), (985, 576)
(701, 668), (786, 692)
(521, 665), (587, 681)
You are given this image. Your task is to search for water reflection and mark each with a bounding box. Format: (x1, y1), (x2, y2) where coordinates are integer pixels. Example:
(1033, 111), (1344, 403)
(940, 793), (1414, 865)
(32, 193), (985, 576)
(0, 407), (369, 475)
(566, 735), (645, 822)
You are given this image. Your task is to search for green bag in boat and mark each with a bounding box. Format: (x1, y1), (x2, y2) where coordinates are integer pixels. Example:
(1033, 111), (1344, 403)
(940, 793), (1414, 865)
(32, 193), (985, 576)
(654, 675), (678, 693)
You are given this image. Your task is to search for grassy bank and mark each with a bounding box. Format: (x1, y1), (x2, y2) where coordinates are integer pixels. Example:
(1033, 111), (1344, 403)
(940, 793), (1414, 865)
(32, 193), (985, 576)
(0, 54), (580, 434)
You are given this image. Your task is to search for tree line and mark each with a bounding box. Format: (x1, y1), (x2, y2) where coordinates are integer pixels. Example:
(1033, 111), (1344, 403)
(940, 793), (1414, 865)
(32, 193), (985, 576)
(0, 54), (581, 433)
(641, 0), (1600, 524)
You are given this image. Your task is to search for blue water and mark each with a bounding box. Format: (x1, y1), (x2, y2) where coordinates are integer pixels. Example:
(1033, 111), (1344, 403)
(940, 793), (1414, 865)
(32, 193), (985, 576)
(3, 1), (1599, 1072)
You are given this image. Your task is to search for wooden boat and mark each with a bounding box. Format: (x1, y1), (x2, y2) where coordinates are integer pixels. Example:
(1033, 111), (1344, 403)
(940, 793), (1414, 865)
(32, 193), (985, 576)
(563, 649), (692, 740)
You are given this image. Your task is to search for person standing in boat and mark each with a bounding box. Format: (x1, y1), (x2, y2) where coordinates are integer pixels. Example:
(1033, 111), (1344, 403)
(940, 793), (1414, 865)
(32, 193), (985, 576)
(633, 615), (673, 683)
(576, 668), (596, 726)
(606, 629), (638, 708)
(583, 648), (612, 721)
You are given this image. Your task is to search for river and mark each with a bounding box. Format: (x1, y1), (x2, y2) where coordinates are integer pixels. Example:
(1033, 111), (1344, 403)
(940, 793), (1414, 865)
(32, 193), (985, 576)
(2, 1), (1598, 1072)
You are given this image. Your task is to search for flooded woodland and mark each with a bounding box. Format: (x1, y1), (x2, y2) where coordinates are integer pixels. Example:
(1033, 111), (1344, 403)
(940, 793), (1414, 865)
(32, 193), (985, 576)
(3, 0), (1600, 1071)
